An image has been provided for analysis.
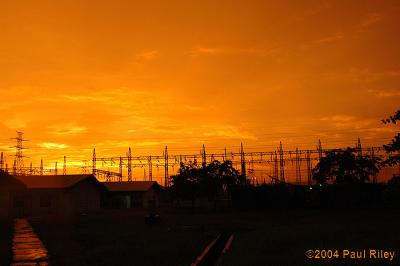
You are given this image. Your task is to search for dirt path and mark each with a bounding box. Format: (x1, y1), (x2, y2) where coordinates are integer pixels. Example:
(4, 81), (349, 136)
(11, 218), (49, 265)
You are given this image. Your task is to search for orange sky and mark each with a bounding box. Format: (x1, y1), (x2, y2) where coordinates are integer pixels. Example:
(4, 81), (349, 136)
(1, 0), (400, 175)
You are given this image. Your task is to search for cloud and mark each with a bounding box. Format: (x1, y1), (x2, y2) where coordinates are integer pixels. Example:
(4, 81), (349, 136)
(202, 125), (258, 140)
(368, 88), (400, 98)
(323, 68), (400, 83)
(293, 2), (332, 22)
(2, 118), (27, 129)
(66, 160), (87, 167)
(356, 13), (383, 32)
(297, 32), (344, 52)
(315, 32), (344, 44)
(320, 115), (356, 122)
(0, 145), (14, 152)
(238, 46), (284, 57)
(134, 141), (164, 146)
(135, 50), (159, 60)
(38, 142), (69, 149)
(188, 46), (222, 56)
(62, 95), (113, 102)
(320, 115), (378, 131)
(52, 89), (155, 110)
(184, 105), (205, 111)
(49, 124), (87, 135)
(187, 45), (279, 58)
(142, 124), (187, 135)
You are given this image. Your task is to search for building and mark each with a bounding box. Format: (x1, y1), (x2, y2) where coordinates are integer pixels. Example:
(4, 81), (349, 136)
(15, 174), (107, 216)
(0, 171), (27, 218)
(102, 181), (162, 209)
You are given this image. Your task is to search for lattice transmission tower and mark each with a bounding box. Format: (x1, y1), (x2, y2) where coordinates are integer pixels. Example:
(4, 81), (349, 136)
(11, 131), (28, 175)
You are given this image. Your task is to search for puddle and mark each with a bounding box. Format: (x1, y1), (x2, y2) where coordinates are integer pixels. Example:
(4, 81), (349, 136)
(11, 219), (49, 266)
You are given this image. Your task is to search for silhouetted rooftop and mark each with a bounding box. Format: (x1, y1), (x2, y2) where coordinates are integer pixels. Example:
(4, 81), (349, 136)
(15, 175), (96, 189)
(102, 181), (159, 192)
(0, 171), (26, 190)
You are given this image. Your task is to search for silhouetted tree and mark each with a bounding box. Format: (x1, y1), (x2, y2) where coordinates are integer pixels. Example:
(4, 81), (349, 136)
(170, 160), (243, 208)
(312, 148), (380, 185)
(382, 109), (400, 166)
(170, 161), (199, 207)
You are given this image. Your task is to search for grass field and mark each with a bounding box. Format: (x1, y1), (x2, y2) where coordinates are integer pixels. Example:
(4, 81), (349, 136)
(23, 207), (400, 266)
(29, 209), (218, 266)
(0, 219), (12, 266)
(219, 208), (400, 266)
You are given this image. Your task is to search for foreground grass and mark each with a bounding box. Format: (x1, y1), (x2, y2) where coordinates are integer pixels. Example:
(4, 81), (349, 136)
(0, 219), (12, 266)
(29, 208), (400, 266)
(220, 208), (400, 266)
(29, 209), (218, 266)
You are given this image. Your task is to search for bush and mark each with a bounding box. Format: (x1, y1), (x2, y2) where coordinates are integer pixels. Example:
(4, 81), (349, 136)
(383, 175), (400, 206)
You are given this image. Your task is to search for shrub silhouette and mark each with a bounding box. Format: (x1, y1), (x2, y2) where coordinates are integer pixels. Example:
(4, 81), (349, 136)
(383, 175), (400, 206)
(312, 148), (380, 185)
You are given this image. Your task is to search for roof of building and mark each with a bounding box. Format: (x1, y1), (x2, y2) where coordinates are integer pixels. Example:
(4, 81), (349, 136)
(15, 174), (98, 189)
(102, 181), (160, 192)
(0, 170), (27, 190)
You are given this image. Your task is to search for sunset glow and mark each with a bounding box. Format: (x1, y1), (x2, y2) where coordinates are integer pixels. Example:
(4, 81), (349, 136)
(1, 1), (399, 183)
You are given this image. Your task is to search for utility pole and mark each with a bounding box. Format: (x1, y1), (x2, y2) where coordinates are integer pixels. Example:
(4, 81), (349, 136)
(306, 150), (312, 186)
(240, 143), (246, 178)
(13, 159), (16, 175)
(0, 152), (4, 171)
(279, 142), (285, 182)
(202, 144), (206, 166)
(63, 156), (67, 175)
(224, 147), (227, 162)
(92, 148), (96, 176)
(317, 139), (323, 161)
(40, 159), (43, 176)
(119, 157), (123, 181)
(371, 147), (377, 183)
(356, 138), (362, 157)
(11, 131), (28, 175)
(148, 156), (153, 181)
(274, 151), (279, 183)
(81, 160), (87, 175)
(127, 147), (132, 181)
(164, 146), (169, 187)
(295, 148), (301, 184)
(250, 153), (255, 185)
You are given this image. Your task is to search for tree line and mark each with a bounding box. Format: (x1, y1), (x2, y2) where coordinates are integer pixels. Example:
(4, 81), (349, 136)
(169, 110), (400, 204)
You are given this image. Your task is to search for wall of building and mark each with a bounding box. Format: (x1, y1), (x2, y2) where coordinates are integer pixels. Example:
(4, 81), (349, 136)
(68, 179), (101, 213)
(17, 180), (102, 216)
(143, 187), (159, 209)
(103, 188), (160, 209)
(0, 191), (10, 219)
(24, 189), (65, 216)
(0, 175), (27, 218)
(0, 190), (26, 218)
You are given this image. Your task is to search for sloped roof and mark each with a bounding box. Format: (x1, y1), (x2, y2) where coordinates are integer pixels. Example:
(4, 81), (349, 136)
(102, 181), (159, 192)
(0, 171), (26, 190)
(15, 175), (96, 189)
